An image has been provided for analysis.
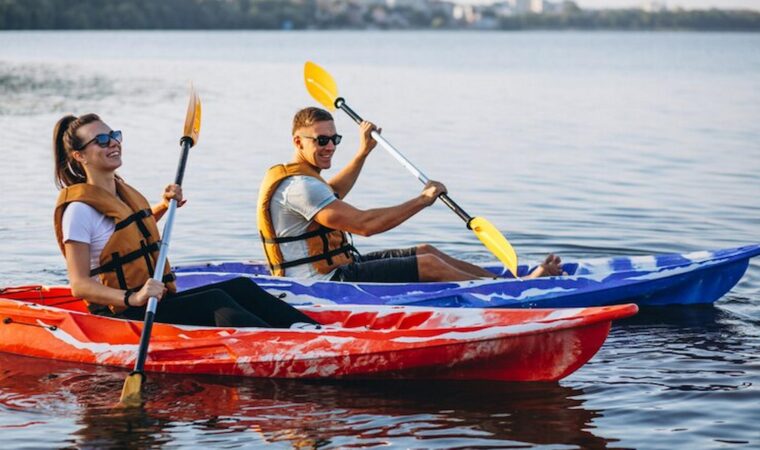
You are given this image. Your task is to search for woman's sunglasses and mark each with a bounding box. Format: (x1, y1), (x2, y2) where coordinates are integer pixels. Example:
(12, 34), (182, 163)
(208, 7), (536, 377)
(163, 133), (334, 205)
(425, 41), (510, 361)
(75, 130), (122, 150)
(301, 134), (342, 146)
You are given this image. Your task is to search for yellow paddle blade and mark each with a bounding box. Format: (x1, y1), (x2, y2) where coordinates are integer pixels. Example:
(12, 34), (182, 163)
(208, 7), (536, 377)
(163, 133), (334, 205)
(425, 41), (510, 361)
(469, 216), (518, 277)
(183, 83), (202, 146)
(118, 372), (144, 407)
(304, 61), (338, 111)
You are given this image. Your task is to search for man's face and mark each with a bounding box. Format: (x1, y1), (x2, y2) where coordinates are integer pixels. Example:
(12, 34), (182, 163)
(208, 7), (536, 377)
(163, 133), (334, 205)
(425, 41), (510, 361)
(294, 120), (338, 170)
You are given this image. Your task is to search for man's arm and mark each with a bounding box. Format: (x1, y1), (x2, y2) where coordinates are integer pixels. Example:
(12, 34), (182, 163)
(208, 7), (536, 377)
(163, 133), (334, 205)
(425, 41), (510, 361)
(314, 181), (445, 237)
(327, 121), (378, 199)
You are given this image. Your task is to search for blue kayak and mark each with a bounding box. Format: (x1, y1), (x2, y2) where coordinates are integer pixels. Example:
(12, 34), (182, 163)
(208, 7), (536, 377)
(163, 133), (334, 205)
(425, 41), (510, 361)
(174, 245), (760, 308)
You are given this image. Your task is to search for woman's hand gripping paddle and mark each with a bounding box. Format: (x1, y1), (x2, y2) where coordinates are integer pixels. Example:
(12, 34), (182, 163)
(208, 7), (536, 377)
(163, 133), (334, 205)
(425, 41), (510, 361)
(119, 85), (202, 406)
(303, 61), (518, 276)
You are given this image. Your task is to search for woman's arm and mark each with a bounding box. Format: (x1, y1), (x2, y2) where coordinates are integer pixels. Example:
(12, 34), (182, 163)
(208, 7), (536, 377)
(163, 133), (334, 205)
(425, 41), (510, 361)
(152, 184), (185, 221)
(65, 241), (165, 308)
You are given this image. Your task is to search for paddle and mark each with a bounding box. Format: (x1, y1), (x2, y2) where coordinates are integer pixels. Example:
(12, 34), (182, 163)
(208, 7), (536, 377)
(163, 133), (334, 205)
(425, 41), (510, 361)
(119, 85), (202, 406)
(303, 61), (518, 277)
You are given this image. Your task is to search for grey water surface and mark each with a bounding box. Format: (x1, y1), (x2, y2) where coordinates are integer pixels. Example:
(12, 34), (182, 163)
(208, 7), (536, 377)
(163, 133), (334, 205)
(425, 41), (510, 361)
(0, 31), (759, 449)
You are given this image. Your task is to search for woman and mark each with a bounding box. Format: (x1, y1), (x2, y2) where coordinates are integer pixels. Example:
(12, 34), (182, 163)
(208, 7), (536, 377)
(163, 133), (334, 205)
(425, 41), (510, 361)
(52, 113), (319, 328)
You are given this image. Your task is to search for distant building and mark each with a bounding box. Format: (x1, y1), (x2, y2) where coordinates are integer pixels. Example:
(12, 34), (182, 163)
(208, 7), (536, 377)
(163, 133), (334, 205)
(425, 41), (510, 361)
(641, 1), (667, 12)
(385, 0), (417, 8)
(452, 4), (480, 23)
(515, 0), (544, 13)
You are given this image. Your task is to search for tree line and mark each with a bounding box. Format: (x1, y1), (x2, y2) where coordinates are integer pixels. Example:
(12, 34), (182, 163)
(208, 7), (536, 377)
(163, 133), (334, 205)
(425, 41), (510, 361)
(1, 0), (759, 31)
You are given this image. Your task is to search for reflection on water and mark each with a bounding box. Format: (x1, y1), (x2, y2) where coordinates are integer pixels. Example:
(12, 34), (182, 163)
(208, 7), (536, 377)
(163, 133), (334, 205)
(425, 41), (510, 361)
(0, 353), (610, 449)
(3, 302), (755, 449)
(0, 63), (114, 115)
(577, 306), (760, 448)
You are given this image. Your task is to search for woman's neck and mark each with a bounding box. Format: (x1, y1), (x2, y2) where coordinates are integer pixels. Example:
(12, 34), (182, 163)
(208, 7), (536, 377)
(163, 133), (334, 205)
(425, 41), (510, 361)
(86, 170), (117, 196)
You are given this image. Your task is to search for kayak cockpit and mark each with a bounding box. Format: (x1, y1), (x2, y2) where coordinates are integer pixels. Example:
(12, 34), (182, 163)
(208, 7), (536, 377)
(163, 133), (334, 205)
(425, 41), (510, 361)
(0, 285), (454, 332)
(0, 285), (634, 334)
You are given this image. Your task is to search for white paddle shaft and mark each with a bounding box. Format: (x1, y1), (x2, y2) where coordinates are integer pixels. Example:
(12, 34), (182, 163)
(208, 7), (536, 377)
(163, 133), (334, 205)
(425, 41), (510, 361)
(145, 197), (177, 314)
(371, 130), (429, 185)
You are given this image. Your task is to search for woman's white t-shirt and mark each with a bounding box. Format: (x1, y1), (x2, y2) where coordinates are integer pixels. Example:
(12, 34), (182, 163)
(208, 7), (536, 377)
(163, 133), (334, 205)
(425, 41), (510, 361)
(61, 202), (115, 276)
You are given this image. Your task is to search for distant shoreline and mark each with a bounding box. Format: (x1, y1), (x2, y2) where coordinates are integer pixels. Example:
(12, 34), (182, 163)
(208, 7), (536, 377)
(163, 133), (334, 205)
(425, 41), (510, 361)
(2, 28), (760, 33)
(2, 1), (759, 32)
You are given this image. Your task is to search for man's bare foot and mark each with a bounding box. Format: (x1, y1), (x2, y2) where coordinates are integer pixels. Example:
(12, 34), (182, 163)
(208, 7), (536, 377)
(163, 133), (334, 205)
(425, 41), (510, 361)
(526, 254), (565, 279)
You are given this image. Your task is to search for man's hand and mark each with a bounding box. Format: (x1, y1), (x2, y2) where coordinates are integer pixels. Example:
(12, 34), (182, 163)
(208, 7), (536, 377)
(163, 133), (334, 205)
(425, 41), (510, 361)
(358, 121), (381, 156)
(421, 180), (447, 206)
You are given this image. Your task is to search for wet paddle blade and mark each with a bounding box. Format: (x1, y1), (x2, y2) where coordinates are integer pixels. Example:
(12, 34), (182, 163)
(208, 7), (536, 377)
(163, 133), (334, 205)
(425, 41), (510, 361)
(183, 84), (202, 146)
(469, 216), (518, 277)
(118, 372), (144, 407)
(304, 61), (338, 111)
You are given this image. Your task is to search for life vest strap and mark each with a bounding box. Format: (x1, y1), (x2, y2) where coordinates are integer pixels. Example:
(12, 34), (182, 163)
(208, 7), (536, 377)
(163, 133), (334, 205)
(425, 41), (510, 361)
(111, 252), (128, 290)
(114, 208), (152, 232)
(140, 240), (154, 276)
(262, 226), (335, 244)
(271, 244), (358, 271)
(90, 241), (161, 277)
(319, 232), (333, 265)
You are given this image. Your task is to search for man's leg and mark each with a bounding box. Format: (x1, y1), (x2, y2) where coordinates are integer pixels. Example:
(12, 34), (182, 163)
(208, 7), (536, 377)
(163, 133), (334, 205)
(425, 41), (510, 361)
(332, 252), (476, 283)
(416, 244), (564, 279)
(416, 244), (496, 278)
(416, 253), (480, 282)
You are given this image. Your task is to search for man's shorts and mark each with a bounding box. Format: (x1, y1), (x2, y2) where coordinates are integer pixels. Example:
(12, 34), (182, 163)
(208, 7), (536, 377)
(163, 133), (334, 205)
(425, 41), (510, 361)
(330, 247), (419, 283)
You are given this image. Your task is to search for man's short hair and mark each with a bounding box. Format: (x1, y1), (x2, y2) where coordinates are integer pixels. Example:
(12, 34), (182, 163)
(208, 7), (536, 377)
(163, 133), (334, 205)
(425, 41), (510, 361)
(292, 107), (333, 135)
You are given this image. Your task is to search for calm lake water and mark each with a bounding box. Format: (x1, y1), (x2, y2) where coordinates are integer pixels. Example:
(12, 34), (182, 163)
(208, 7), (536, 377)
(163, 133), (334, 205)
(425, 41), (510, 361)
(1, 31), (759, 449)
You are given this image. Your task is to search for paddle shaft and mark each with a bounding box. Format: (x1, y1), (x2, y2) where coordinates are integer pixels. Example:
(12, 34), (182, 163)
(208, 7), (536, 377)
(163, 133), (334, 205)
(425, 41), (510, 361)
(131, 136), (193, 375)
(335, 98), (474, 227)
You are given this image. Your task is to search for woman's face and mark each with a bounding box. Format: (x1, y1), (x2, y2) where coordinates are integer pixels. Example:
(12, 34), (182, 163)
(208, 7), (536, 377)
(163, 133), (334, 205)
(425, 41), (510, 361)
(73, 121), (123, 173)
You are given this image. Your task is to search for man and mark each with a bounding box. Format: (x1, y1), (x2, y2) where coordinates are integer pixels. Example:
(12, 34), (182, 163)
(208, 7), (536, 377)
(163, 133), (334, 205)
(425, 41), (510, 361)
(257, 107), (562, 282)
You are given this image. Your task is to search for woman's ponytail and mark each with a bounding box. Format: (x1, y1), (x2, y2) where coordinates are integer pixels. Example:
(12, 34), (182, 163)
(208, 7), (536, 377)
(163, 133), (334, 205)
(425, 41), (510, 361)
(52, 113), (100, 188)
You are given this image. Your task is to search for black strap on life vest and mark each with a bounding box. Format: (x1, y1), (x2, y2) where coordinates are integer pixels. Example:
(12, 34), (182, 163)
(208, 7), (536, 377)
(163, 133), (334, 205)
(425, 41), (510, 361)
(139, 240), (154, 275)
(110, 251), (128, 289)
(261, 225), (334, 244)
(90, 242), (161, 277)
(90, 241), (176, 287)
(261, 225), (357, 272)
(114, 209), (153, 239)
(270, 245), (358, 272)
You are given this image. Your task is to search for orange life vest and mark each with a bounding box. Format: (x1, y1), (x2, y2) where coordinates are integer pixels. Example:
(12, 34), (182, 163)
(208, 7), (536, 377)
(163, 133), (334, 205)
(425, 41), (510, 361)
(53, 179), (176, 314)
(257, 163), (355, 277)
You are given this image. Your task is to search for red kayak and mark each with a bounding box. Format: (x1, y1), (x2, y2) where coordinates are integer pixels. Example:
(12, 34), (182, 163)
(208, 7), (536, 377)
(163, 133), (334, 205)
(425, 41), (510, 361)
(0, 285), (637, 382)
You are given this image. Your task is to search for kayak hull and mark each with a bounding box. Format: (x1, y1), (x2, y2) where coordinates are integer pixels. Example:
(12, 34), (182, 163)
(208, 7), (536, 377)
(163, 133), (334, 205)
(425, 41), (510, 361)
(0, 286), (636, 381)
(174, 245), (760, 308)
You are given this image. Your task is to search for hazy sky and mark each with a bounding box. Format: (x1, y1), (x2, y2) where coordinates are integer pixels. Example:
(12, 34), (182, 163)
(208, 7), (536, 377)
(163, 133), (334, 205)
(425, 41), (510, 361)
(574, 0), (760, 10)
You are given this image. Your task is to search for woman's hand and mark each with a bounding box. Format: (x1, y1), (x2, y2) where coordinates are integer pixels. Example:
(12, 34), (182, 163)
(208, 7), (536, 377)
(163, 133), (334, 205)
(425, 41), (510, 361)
(152, 184), (186, 220)
(161, 184), (186, 208)
(130, 279), (167, 307)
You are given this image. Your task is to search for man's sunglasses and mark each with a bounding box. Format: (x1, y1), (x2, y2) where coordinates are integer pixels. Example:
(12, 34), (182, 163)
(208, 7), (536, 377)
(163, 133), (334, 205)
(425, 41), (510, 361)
(75, 130), (122, 150)
(301, 134), (342, 146)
